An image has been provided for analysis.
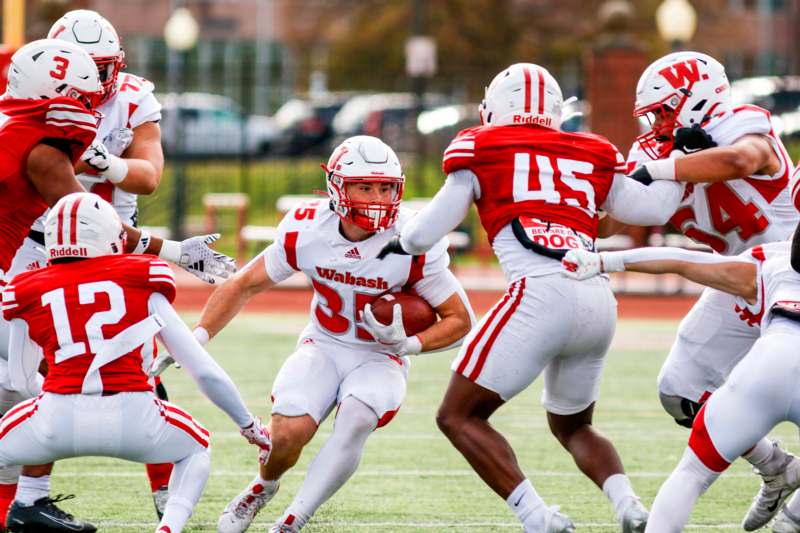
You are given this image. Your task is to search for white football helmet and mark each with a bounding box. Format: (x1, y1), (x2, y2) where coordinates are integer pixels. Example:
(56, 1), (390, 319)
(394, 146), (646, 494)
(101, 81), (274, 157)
(44, 192), (125, 260)
(48, 10), (125, 105)
(480, 63), (563, 129)
(325, 135), (405, 232)
(634, 51), (732, 159)
(5, 39), (102, 108)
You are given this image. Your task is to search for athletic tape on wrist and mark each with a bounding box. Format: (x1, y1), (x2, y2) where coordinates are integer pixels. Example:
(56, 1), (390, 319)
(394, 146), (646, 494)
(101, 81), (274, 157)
(133, 230), (151, 254)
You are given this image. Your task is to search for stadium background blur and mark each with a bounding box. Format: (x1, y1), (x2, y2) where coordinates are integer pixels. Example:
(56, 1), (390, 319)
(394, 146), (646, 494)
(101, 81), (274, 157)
(3, 2), (800, 531)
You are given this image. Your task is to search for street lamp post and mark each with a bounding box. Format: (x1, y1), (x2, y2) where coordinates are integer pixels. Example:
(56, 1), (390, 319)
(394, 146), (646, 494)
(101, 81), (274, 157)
(164, 6), (199, 241)
(655, 0), (697, 51)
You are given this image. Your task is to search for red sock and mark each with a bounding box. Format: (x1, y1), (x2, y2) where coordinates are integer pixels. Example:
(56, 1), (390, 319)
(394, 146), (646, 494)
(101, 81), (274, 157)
(145, 463), (173, 492)
(0, 483), (17, 527)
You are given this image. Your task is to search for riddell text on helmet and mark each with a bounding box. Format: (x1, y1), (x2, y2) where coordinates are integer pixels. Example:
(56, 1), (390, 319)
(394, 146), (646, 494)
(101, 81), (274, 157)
(50, 247), (88, 258)
(513, 115), (552, 126)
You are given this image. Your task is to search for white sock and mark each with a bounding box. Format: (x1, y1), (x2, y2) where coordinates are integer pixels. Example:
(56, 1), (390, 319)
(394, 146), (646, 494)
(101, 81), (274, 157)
(249, 474), (280, 496)
(15, 475), (50, 506)
(506, 479), (546, 529)
(157, 449), (210, 532)
(647, 448), (719, 533)
(280, 397), (377, 528)
(602, 473), (637, 520)
(743, 439), (787, 475)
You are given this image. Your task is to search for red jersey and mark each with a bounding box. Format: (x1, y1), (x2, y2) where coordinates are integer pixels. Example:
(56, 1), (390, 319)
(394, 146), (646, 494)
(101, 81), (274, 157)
(0, 97), (97, 274)
(442, 124), (626, 242)
(1, 255), (176, 395)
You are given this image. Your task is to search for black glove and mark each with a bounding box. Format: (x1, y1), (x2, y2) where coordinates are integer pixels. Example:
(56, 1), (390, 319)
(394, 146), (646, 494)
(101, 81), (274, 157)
(628, 165), (654, 186)
(377, 236), (409, 260)
(673, 124), (717, 154)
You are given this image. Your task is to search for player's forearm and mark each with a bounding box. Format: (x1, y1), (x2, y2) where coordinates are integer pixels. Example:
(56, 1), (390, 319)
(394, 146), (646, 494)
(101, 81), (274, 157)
(401, 171), (473, 255)
(115, 158), (161, 194)
(151, 294), (253, 427)
(604, 174), (681, 226)
(675, 146), (762, 183)
(417, 290), (473, 352)
(601, 247), (757, 301)
(196, 276), (261, 340)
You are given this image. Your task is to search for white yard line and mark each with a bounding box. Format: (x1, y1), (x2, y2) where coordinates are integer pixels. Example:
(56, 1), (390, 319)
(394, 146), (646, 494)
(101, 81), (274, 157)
(93, 520), (743, 529)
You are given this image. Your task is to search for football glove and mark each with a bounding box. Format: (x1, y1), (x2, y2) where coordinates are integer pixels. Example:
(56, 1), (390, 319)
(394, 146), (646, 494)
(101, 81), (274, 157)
(562, 249), (626, 280)
(240, 418), (272, 464)
(159, 233), (237, 284)
(80, 140), (128, 184)
(360, 303), (422, 356)
(628, 158), (677, 186)
(148, 352), (177, 378)
(377, 236), (409, 260)
(672, 124), (717, 154)
(628, 165), (654, 186)
(103, 127), (135, 155)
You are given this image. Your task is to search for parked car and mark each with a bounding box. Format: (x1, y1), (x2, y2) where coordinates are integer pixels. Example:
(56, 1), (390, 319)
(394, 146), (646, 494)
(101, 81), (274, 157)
(159, 92), (279, 157)
(330, 92), (450, 152)
(270, 93), (354, 156)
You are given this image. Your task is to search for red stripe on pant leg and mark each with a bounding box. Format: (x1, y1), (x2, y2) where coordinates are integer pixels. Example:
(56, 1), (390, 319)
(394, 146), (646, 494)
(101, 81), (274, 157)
(163, 404), (210, 437)
(455, 282), (517, 375)
(537, 68), (545, 115)
(0, 406), (38, 440)
(468, 278), (526, 381)
(165, 416), (209, 448)
(688, 404), (730, 473)
(1, 397), (38, 420)
(68, 196), (82, 245)
(145, 463), (173, 492)
(523, 68), (532, 113)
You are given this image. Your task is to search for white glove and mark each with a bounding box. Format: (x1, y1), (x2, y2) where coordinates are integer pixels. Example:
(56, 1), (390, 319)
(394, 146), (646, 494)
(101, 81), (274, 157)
(159, 234), (237, 284)
(360, 303), (422, 356)
(80, 140), (129, 184)
(148, 352), (177, 378)
(562, 249), (626, 280)
(240, 417), (272, 465)
(562, 249), (604, 280)
(103, 127), (134, 155)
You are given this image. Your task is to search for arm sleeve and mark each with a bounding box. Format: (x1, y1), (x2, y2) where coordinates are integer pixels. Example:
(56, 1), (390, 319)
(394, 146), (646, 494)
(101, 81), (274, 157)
(400, 169), (477, 255)
(607, 246), (753, 268)
(602, 173), (684, 225)
(148, 293), (252, 428)
(7, 319), (44, 399)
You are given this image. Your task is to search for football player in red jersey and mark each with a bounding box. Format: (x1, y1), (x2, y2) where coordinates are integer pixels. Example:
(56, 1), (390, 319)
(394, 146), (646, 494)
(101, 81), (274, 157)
(0, 39), (236, 531)
(378, 63), (698, 532)
(0, 193), (270, 533)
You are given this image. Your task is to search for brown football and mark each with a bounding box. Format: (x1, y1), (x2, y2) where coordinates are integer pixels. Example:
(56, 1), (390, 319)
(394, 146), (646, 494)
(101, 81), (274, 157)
(370, 291), (437, 336)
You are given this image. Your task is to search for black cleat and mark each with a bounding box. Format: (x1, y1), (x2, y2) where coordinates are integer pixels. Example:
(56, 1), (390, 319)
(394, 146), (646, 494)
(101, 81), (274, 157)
(6, 494), (96, 532)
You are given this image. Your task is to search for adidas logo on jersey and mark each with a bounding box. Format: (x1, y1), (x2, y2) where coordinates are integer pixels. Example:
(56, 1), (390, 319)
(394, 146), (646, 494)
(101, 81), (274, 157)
(344, 247), (361, 260)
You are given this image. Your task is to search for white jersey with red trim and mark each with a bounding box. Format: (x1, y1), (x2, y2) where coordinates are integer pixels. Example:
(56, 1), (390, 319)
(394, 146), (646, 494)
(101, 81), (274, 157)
(29, 73), (161, 231)
(735, 241), (800, 330)
(627, 106), (797, 255)
(263, 200), (452, 350)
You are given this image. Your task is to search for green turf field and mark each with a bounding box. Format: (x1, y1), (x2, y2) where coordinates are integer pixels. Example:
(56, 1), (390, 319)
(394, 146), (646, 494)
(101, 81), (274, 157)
(50, 314), (798, 532)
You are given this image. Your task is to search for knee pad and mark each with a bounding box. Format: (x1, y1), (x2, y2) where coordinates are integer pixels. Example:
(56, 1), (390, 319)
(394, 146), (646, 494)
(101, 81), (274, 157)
(659, 393), (703, 429)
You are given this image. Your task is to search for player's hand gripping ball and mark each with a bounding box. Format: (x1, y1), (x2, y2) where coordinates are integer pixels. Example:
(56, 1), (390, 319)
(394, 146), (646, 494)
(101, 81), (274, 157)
(369, 292), (436, 336)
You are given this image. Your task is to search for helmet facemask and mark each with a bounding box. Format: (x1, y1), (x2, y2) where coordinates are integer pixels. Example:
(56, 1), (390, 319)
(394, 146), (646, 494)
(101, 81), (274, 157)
(92, 52), (125, 106)
(326, 169), (404, 232)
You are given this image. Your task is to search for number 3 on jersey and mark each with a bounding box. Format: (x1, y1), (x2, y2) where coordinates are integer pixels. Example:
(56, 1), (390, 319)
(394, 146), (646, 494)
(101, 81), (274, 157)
(513, 153), (596, 213)
(312, 279), (374, 341)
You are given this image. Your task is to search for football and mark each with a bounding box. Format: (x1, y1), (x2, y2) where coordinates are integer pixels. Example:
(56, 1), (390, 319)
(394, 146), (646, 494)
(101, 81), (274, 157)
(370, 291), (437, 336)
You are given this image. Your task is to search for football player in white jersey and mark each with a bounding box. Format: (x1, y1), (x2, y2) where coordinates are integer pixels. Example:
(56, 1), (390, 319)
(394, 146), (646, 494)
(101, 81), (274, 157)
(166, 136), (474, 532)
(0, 10), (234, 529)
(620, 51), (800, 529)
(560, 226), (800, 532)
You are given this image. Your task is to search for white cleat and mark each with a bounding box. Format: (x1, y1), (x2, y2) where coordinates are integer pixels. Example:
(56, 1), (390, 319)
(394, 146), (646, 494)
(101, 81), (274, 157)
(216, 480), (279, 533)
(774, 507), (800, 533)
(541, 505), (575, 533)
(743, 454), (800, 531)
(270, 515), (302, 533)
(619, 496), (648, 533)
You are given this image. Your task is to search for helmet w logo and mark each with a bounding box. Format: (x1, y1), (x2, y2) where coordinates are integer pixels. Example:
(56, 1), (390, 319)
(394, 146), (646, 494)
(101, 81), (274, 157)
(658, 59), (708, 89)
